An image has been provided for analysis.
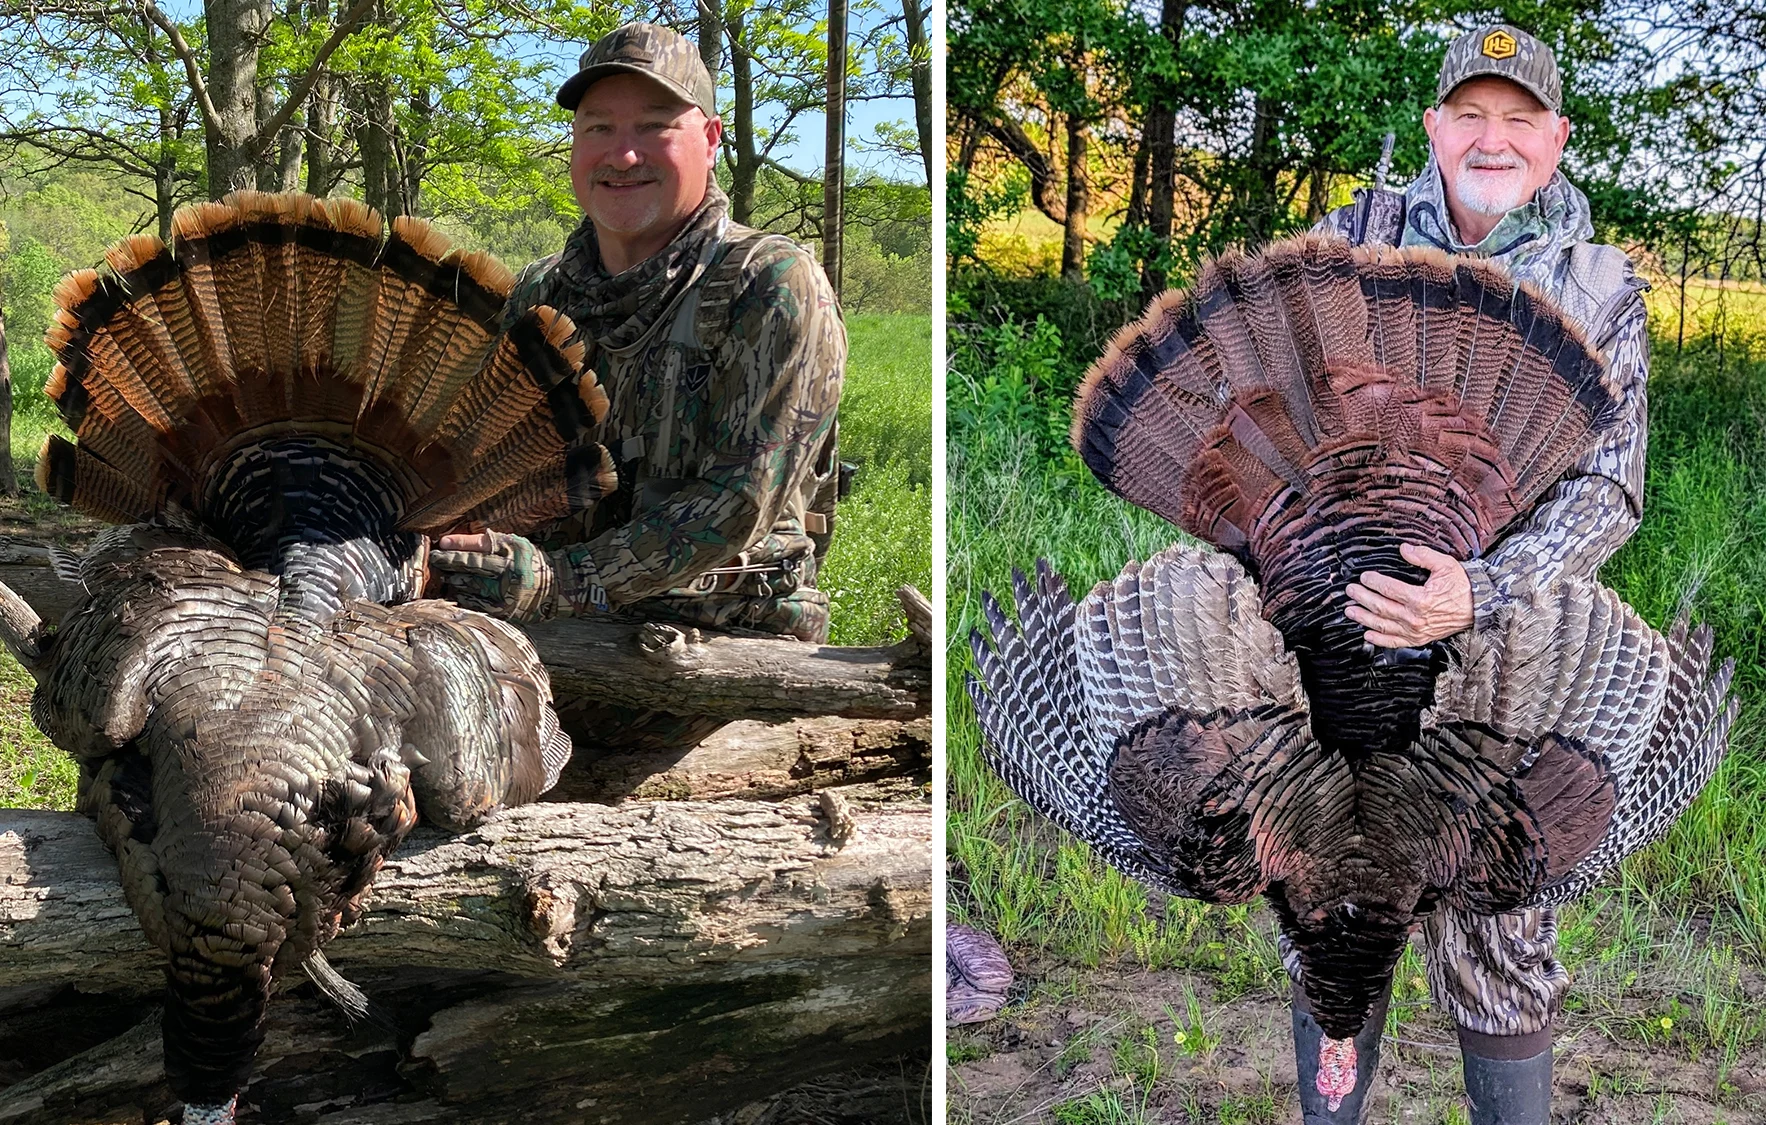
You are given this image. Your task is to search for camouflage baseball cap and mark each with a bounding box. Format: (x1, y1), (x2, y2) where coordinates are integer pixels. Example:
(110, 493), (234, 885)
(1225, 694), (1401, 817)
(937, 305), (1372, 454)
(556, 22), (717, 117)
(1436, 25), (1562, 113)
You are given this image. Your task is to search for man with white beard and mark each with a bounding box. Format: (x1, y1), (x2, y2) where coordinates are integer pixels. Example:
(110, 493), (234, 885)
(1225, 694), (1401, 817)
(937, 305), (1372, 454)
(1302, 24), (1653, 1125)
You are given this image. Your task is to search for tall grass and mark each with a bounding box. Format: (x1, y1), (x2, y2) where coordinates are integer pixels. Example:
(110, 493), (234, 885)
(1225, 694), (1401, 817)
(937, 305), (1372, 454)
(823, 312), (933, 645)
(947, 302), (1766, 1051)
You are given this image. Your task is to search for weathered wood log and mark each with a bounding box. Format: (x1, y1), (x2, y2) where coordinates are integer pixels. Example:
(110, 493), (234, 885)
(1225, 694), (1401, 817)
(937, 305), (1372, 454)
(0, 798), (931, 1124)
(0, 552), (930, 723)
(547, 715), (930, 803)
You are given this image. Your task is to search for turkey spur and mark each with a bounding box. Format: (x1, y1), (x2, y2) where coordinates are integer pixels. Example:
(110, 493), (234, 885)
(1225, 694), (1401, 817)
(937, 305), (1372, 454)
(0, 192), (615, 1124)
(968, 236), (1736, 1108)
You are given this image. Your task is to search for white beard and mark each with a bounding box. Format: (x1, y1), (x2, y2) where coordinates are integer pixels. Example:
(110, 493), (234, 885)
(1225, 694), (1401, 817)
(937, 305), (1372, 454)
(1453, 152), (1532, 217)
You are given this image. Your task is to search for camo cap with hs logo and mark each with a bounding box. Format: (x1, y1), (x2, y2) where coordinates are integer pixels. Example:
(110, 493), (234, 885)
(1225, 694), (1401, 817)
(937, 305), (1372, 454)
(1435, 24), (1562, 113)
(556, 22), (718, 118)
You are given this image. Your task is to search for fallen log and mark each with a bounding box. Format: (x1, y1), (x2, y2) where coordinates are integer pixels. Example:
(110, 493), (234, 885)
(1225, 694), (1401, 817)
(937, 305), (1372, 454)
(548, 715), (931, 803)
(0, 797), (932, 1124)
(0, 551), (931, 723)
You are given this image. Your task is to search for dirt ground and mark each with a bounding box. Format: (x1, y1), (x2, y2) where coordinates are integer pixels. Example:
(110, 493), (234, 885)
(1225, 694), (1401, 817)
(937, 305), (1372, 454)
(948, 958), (1766, 1125)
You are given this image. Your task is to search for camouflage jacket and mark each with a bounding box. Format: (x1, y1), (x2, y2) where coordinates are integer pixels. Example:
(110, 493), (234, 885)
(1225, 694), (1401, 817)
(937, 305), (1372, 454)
(1318, 156), (1651, 632)
(506, 186), (846, 641)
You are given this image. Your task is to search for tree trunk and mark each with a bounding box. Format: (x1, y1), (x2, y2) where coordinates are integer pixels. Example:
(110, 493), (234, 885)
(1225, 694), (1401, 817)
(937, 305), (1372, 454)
(305, 76), (337, 195)
(1126, 138), (1149, 228)
(548, 715), (929, 803)
(304, 0), (337, 196)
(1061, 111), (1089, 280)
(0, 300), (14, 496)
(1305, 162), (1329, 224)
(357, 74), (398, 217)
(1243, 91), (1282, 245)
(402, 83), (431, 215)
(1141, 0), (1186, 299)
(257, 76), (302, 191)
(726, 10), (757, 224)
(698, 0), (722, 86)
(204, 0), (272, 196)
(824, 0), (847, 295)
(902, 0), (931, 185)
(0, 800), (931, 1125)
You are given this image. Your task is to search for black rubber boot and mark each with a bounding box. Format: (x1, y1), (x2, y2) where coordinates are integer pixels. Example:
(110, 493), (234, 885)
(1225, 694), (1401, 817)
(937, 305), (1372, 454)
(1291, 985), (1387, 1124)
(1459, 1027), (1552, 1125)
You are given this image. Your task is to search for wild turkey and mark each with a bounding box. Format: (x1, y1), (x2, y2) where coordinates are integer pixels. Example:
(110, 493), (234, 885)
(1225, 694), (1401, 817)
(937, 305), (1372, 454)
(0, 191), (615, 1124)
(967, 235), (1736, 1108)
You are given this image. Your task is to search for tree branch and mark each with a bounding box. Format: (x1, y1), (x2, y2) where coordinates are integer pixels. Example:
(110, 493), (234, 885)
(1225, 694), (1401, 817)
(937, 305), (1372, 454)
(246, 0), (378, 160)
(137, 0), (221, 143)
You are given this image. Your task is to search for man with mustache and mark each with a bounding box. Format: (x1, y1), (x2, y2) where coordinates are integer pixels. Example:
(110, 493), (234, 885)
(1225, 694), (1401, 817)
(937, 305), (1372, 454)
(1302, 24), (1652, 1125)
(429, 22), (846, 755)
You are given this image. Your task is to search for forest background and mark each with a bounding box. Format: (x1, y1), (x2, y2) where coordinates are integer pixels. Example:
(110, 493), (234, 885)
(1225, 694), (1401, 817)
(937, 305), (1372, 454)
(947, 0), (1766, 1121)
(0, 0), (935, 810)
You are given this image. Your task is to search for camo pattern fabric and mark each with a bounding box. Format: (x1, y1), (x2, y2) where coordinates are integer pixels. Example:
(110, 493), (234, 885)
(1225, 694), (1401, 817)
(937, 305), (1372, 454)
(1316, 167), (1652, 1042)
(505, 183), (845, 643)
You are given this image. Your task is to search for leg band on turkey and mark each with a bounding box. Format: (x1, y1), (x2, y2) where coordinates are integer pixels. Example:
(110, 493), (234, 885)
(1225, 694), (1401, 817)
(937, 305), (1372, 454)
(0, 192), (614, 1123)
(966, 235), (1737, 1120)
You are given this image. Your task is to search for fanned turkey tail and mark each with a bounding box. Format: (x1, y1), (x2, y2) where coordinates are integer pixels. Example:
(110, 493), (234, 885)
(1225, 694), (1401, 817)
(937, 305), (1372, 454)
(40, 189), (614, 545)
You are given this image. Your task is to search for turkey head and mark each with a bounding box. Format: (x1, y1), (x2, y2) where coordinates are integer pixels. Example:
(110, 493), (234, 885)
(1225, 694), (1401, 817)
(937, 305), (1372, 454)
(0, 192), (616, 1123)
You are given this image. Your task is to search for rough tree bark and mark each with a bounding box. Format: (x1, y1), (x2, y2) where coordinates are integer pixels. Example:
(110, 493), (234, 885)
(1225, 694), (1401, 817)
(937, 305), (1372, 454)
(1141, 0), (1187, 299)
(824, 0), (847, 296)
(1061, 109), (1089, 280)
(0, 799), (931, 1125)
(698, 0), (722, 86)
(902, 0), (932, 186)
(0, 295), (14, 497)
(726, 9), (758, 225)
(203, 0), (273, 194)
(549, 715), (929, 803)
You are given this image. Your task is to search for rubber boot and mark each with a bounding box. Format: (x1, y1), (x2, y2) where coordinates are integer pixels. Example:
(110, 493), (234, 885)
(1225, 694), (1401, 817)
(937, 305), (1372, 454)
(1291, 985), (1388, 1124)
(1459, 1027), (1552, 1125)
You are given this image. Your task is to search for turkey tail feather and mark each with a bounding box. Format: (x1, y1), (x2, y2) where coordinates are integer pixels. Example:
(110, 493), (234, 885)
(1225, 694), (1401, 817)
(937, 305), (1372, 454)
(44, 190), (613, 546)
(1073, 236), (1620, 567)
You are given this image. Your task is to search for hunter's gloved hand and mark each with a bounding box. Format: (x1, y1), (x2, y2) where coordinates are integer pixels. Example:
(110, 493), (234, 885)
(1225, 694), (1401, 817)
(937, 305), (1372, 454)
(430, 531), (569, 621)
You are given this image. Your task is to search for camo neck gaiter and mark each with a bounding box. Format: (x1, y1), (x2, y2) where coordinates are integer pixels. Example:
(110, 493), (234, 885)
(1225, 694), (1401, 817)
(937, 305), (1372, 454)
(1399, 153), (1595, 296)
(549, 180), (732, 356)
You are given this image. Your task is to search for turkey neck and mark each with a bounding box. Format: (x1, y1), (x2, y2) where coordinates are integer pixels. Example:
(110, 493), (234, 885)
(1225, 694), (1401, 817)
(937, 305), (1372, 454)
(203, 436), (424, 622)
(1250, 474), (1481, 760)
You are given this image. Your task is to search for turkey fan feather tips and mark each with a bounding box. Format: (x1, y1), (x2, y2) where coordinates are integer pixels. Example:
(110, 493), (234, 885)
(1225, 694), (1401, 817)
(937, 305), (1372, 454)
(42, 189), (616, 542)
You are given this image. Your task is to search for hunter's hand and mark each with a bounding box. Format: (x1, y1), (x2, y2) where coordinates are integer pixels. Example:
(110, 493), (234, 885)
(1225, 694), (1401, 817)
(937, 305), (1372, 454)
(430, 530), (559, 621)
(1344, 543), (1473, 647)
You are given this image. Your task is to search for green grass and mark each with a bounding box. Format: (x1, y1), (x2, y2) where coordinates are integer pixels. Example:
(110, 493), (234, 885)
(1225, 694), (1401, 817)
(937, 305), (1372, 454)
(822, 312), (934, 646)
(947, 313), (1766, 1063)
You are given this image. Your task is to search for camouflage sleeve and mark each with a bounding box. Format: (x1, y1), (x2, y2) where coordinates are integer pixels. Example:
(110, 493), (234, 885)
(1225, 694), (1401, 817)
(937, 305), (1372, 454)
(557, 245), (845, 610)
(502, 255), (561, 332)
(1462, 293), (1650, 630)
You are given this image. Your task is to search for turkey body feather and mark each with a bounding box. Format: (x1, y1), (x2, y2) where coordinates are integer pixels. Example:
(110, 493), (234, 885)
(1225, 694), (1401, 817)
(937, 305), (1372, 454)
(969, 236), (1737, 1056)
(2, 191), (608, 1119)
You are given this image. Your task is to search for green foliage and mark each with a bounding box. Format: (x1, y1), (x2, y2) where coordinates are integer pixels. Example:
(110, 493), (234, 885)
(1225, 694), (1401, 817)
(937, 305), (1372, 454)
(820, 313), (933, 647)
(0, 649), (76, 810)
